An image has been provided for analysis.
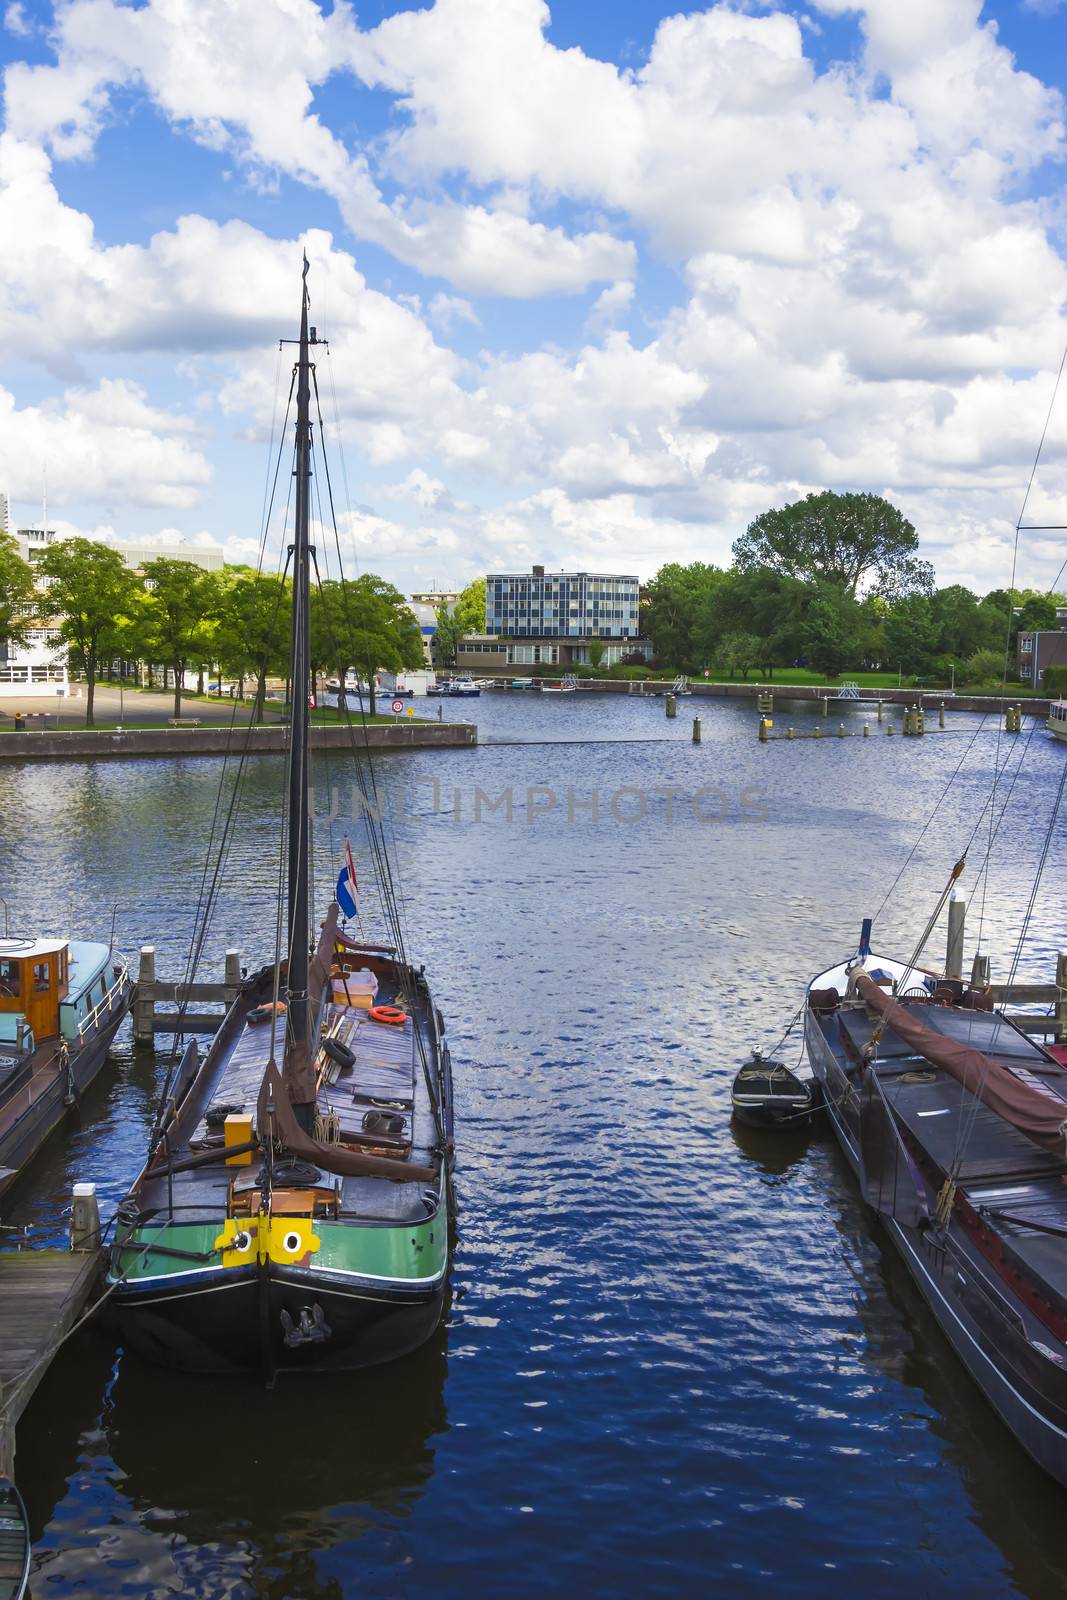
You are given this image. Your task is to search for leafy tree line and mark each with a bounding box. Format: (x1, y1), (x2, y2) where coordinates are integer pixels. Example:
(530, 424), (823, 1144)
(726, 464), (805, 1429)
(642, 493), (1064, 684)
(0, 534), (421, 725)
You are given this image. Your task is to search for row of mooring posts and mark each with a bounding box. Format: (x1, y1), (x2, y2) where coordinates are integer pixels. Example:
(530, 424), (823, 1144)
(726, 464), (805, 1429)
(758, 700), (1027, 741)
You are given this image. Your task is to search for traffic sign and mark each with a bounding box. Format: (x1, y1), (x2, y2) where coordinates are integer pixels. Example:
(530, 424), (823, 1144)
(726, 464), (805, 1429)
(391, 697), (405, 715)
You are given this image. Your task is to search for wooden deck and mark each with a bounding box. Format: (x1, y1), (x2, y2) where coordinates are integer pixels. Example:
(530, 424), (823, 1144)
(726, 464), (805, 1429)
(0, 1250), (100, 1474)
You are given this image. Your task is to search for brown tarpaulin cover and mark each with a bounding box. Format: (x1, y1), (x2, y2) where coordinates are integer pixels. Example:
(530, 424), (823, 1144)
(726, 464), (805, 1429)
(257, 1061), (438, 1183)
(855, 971), (1067, 1155)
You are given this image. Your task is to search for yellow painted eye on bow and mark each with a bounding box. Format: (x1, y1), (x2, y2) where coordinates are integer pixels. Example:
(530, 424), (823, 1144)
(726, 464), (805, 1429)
(267, 1216), (321, 1264)
(214, 1217), (259, 1266)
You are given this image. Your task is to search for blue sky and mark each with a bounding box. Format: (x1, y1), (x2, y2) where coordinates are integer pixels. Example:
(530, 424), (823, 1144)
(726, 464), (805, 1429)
(1, 0), (1066, 594)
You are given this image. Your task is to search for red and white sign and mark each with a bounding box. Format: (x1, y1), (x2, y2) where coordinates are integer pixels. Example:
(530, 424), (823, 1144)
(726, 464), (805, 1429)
(391, 697), (405, 715)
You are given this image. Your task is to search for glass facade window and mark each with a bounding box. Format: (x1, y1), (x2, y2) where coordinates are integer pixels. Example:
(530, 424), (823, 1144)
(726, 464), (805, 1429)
(486, 568), (640, 640)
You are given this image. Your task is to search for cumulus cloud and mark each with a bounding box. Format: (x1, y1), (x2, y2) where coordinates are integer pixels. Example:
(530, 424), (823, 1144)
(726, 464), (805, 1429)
(0, 379), (212, 509)
(1, 0), (1067, 591)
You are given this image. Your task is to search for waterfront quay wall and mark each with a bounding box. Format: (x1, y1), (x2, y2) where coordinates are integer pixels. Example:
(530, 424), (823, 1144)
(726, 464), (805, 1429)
(491, 678), (1051, 716)
(0, 722), (477, 761)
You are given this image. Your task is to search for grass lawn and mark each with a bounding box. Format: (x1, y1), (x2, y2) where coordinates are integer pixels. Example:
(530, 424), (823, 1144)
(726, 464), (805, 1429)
(682, 669), (1042, 695)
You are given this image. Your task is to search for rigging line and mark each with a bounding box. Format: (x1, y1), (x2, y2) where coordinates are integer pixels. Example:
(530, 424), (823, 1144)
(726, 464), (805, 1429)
(976, 340), (1067, 935)
(325, 349), (361, 578)
(171, 373), (298, 1029)
(306, 533), (444, 1141)
(258, 342), (284, 552)
(308, 376), (413, 947)
(871, 713), (994, 929)
(178, 544), (296, 1035)
(974, 719), (1043, 953)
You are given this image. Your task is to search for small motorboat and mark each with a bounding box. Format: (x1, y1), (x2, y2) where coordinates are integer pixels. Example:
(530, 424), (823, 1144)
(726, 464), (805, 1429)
(0, 1478), (30, 1600)
(730, 1049), (818, 1128)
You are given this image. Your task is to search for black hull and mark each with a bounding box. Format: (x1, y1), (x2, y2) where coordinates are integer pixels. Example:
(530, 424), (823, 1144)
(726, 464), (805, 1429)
(113, 1270), (445, 1377)
(805, 1012), (1067, 1488)
(730, 1058), (816, 1130)
(0, 1001), (129, 1199)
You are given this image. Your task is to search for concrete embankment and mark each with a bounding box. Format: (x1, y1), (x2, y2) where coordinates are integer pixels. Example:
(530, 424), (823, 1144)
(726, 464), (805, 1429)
(496, 678), (1051, 716)
(0, 722), (477, 761)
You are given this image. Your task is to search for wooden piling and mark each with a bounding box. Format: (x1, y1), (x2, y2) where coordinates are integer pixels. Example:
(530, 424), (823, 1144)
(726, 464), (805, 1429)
(666, 695), (677, 719)
(971, 952), (991, 990)
(133, 945), (156, 1043)
(692, 717), (701, 744)
(877, 699), (883, 722)
(821, 696), (829, 716)
(224, 948), (241, 1003)
(939, 701), (946, 729)
(758, 718), (769, 743)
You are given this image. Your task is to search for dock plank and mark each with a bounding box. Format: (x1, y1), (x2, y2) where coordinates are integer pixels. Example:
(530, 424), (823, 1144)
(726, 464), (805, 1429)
(0, 1250), (100, 1470)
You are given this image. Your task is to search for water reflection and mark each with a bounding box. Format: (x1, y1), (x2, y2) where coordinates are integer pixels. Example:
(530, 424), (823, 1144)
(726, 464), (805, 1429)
(18, 1319), (449, 1598)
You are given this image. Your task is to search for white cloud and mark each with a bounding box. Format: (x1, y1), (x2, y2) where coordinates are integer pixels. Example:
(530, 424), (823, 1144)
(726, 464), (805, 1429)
(3, 3), (30, 36)
(0, 379), (212, 509)
(2, 0), (633, 297)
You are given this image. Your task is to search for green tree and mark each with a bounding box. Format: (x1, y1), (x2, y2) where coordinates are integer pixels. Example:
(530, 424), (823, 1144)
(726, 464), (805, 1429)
(312, 575), (422, 715)
(432, 605), (463, 667)
(734, 491), (932, 599)
(801, 583), (866, 677)
(883, 593), (939, 676)
(588, 637), (605, 670)
(218, 568), (291, 720)
(930, 584), (983, 662)
(0, 533), (36, 656)
(141, 557), (215, 718)
(39, 538), (136, 725)
(453, 577), (487, 635)
(643, 562), (727, 667)
(716, 630), (762, 680)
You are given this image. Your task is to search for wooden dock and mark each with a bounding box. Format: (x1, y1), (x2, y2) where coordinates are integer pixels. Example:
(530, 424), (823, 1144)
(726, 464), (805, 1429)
(0, 1249), (100, 1475)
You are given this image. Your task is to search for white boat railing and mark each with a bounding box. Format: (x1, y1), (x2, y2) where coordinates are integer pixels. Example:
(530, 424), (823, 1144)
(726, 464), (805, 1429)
(74, 960), (130, 1044)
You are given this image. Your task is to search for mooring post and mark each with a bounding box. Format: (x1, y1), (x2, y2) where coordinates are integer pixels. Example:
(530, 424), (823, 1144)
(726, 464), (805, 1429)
(863, 723), (869, 737)
(946, 892), (966, 980)
(692, 717), (701, 744)
(887, 722), (894, 736)
(821, 696), (829, 716)
(838, 723), (846, 738)
(758, 717), (768, 743)
(666, 694), (677, 719)
(971, 952), (991, 990)
(917, 706), (925, 736)
(877, 699), (883, 723)
(787, 726), (796, 739)
(939, 701), (945, 729)
(1057, 952), (1067, 1039)
(70, 1181), (101, 1252)
(224, 948), (241, 1004)
(814, 724), (822, 739)
(134, 944), (156, 1044)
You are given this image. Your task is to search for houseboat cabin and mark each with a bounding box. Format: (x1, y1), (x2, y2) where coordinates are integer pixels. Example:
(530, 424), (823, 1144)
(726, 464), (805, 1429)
(0, 938), (117, 1058)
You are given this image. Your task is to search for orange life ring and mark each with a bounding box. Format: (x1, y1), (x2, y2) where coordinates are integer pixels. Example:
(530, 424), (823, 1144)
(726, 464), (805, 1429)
(369, 1004), (407, 1026)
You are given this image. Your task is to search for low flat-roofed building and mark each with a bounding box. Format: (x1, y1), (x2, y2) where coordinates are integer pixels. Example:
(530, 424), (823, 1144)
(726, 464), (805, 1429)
(1019, 608), (1067, 687)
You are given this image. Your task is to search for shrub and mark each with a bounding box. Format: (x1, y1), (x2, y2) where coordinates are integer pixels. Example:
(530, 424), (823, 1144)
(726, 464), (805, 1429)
(1043, 665), (1067, 696)
(963, 649), (1007, 685)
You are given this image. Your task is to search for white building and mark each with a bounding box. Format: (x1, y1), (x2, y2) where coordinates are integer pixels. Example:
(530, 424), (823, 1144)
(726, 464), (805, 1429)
(0, 494), (8, 535)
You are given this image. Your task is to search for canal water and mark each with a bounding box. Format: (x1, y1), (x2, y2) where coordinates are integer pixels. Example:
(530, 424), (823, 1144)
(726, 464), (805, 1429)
(2, 691), (1066, 1599)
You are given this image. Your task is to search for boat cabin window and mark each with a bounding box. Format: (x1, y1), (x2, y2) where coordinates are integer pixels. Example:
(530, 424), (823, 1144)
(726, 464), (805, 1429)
(33, 960), (51, 994)
(0, 959), (19, 999)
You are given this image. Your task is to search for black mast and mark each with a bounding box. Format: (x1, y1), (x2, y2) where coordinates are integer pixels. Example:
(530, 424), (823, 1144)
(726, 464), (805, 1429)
(285, 256), (319, 1129)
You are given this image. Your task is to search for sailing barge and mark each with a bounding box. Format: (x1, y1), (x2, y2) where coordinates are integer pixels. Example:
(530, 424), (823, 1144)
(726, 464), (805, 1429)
(108, 263), (455, 1376)
(806, 946), (1067, 1485)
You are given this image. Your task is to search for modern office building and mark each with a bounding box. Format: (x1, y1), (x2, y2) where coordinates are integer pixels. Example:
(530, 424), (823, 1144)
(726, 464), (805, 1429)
(456, 565), (649, 671)
(0, 493), (8, 535)
(1019, 609), (1067, 687)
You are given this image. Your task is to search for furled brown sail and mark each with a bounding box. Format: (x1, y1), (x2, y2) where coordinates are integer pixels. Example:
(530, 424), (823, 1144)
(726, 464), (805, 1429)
(856, 972), (1067, 1154)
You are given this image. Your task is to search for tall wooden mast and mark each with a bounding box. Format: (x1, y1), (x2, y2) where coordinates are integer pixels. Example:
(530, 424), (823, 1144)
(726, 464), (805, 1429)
(284, 256), (320, 1128)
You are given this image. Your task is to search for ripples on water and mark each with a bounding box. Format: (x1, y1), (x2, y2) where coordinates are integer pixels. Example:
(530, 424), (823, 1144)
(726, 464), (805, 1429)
(2, 693), (1066, 1598)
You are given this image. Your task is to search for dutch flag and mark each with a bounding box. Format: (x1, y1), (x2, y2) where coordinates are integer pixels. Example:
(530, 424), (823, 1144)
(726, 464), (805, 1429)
(336, 838), (359, 920)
